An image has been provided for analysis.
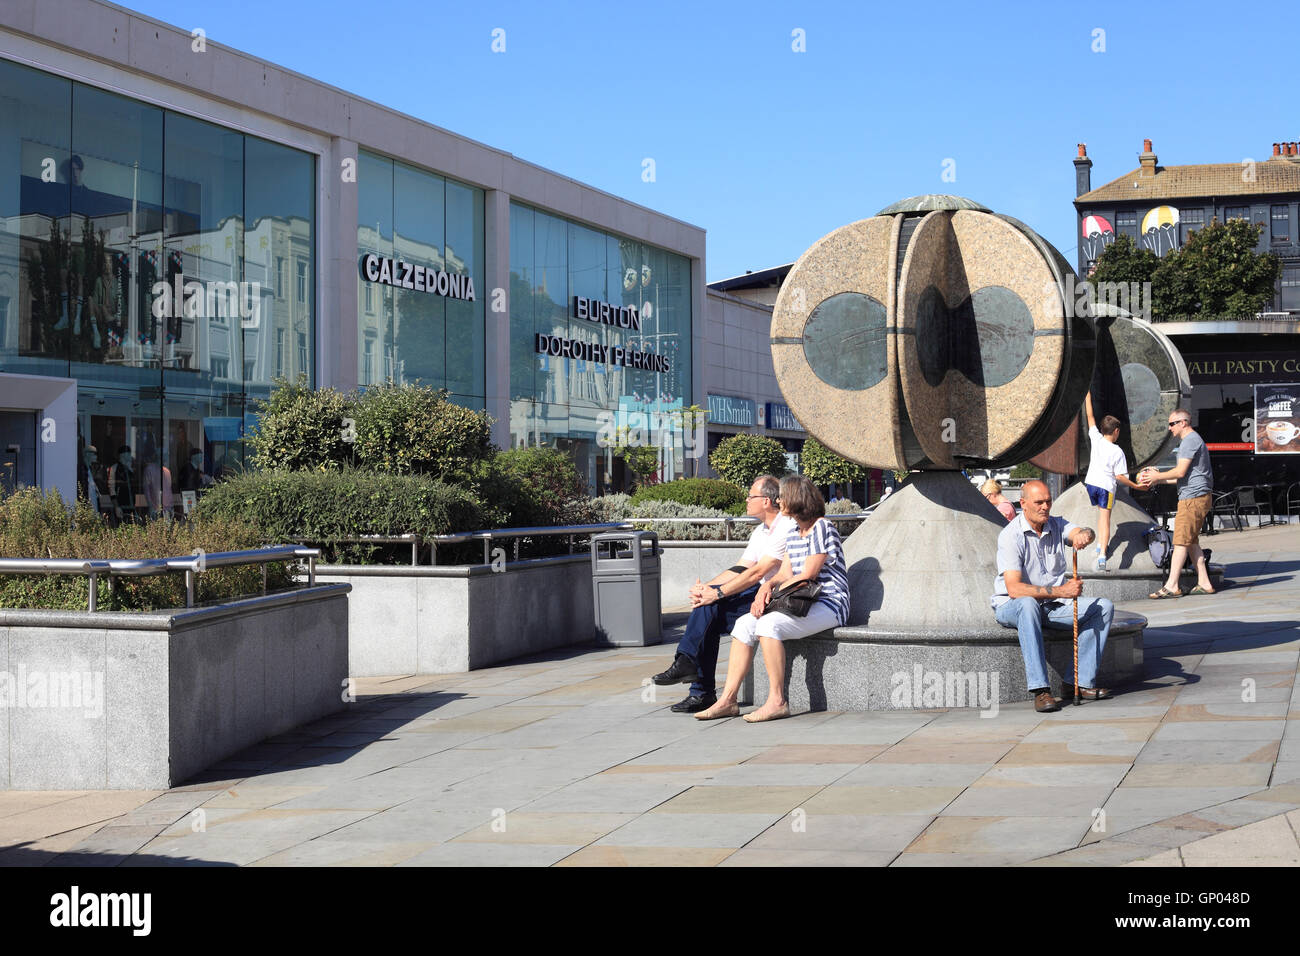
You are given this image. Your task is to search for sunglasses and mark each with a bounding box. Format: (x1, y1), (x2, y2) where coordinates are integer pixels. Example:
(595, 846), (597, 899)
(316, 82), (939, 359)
(1167, 420), (1188, 428)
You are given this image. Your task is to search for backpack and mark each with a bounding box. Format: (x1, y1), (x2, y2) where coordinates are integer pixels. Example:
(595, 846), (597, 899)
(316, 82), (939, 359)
(1144, 525), (1172, 571)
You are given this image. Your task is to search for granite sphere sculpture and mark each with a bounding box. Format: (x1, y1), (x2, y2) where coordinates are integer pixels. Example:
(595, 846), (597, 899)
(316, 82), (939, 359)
(770, 195), (1095, 471)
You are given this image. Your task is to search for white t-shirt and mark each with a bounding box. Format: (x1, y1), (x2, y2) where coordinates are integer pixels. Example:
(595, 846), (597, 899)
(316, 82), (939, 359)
(1084, 425), (1129, 493)
(740, 514), (797, 583)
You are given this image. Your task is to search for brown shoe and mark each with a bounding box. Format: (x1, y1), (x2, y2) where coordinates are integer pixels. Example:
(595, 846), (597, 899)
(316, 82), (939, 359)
(1034, 691), (1061, 713)
(1061, 683), (1113, 701)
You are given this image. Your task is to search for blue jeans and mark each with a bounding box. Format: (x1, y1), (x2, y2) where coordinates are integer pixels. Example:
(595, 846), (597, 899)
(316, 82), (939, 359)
(678, 586), (758, 697)
(994, 596), (1114, 692)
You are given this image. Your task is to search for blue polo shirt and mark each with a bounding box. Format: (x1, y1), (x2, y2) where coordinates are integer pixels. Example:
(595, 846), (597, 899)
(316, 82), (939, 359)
(990, 512), (1078, 610)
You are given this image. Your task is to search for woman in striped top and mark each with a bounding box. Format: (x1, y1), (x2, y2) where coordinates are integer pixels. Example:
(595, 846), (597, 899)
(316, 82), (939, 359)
(696, 474), (851, 722)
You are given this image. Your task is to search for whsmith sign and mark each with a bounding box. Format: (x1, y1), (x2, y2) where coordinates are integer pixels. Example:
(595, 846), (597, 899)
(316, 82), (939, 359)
(533, 295), (669, 371)
(359, 254), (477, 301)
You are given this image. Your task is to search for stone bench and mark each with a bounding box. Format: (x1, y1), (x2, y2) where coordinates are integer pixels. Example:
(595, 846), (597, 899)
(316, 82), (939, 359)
(739, 609), (1146, 712)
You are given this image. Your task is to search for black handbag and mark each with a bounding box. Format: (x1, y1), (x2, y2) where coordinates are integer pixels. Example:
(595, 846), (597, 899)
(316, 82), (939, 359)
(762, 579), (823, 617)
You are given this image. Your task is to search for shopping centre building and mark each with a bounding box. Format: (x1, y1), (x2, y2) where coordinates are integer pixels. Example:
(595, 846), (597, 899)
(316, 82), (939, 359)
(0, 0), (704, 503)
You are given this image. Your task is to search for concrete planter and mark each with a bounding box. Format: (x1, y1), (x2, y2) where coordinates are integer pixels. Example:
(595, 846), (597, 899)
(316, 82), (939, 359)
(0, 584), (350, 790)
(657, 541), (747, 608)
(315, 554), (595, 676)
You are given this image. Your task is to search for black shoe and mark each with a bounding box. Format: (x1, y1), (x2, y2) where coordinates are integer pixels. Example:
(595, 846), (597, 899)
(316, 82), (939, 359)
(671, 693), (717, 713)
(652, 654), (700, 686)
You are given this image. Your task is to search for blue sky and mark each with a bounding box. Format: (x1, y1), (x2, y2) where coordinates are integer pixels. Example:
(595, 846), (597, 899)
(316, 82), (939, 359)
(116, 0), (1296, 281)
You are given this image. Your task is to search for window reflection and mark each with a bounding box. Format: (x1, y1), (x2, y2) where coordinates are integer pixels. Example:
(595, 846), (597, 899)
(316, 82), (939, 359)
(507, 202), (693, 496)
(1, 58), (315, 514)
(355, 151), (483, 406)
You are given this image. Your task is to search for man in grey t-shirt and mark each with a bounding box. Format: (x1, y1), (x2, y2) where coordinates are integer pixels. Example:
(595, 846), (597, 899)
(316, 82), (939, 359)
(1139, 409), (1215, 597)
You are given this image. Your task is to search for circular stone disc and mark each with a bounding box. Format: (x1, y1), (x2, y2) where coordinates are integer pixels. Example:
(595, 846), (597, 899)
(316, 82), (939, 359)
(1088, 310), (1191, 472)
(896, 210), (1066, 468)
(1034, 308), (1192, 474)
(770, 216), (905, 470)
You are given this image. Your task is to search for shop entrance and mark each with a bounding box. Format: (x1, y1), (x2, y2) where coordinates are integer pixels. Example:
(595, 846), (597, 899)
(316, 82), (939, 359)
(0, 410), (37, 495)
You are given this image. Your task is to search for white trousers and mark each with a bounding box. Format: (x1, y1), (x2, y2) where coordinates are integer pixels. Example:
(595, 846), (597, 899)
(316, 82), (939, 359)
(731, 602), (841, 645)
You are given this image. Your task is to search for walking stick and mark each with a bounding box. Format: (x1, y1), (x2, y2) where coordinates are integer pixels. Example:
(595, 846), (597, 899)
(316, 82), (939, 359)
(1072, 548), (1081, 706)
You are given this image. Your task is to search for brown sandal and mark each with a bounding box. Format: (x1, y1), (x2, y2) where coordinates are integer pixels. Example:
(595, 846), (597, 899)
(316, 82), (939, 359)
(1149, 586), (1182, 599)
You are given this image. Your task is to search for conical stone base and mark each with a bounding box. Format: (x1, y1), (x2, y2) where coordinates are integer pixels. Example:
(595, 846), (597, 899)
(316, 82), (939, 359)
(843, 470), (1004, 629)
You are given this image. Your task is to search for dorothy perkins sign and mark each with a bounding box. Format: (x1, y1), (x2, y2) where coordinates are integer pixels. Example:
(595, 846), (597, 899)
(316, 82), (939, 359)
(532, 295), (669, 371)
(359, 254), (477, 301)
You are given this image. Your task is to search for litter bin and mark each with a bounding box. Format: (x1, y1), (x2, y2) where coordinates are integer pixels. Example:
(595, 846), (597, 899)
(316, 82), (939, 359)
(591, 530), (662, 646)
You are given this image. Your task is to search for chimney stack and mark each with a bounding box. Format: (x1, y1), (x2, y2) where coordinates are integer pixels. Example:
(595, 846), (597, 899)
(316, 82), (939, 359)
(1274, 143), (1282, 157)
(1138, 138), (1158, 176)
(1074, 142), (1092, 197)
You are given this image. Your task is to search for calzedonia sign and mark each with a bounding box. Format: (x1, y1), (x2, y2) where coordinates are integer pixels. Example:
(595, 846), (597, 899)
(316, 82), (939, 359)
(533, 295), (670, 371)
(359, 254), (477, 301)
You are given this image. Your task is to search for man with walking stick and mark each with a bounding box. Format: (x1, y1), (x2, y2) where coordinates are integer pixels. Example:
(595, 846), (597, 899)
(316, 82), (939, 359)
(991, 480), (1116, 713)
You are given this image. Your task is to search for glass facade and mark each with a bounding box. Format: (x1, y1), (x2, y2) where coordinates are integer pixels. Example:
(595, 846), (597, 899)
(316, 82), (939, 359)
(355, 150), (484, 407)
(0, 57), (315, 512)
(2, 57), (696, 508)
(509, 202), (692, 493)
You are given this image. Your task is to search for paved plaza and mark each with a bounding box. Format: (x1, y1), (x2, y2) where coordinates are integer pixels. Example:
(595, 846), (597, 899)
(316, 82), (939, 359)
(2, 524), (1299, 867)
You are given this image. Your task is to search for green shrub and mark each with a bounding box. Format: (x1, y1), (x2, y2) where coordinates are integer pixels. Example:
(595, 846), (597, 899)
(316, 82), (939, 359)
(630, 478), (745, 512)
(247, 375), (353, 472)
(590, 494), (743, 541)
(1009, 462), (1043, 480)
(825, 496), (866, 534)
(801, 436), (867, 486)
(589, 494), (632, 523)
(0, 488), (292, 611)
(709, 434), (788, 488)
(478, 446), (596, 528)
(195, 468), (484, 563)
(353, 384), (493, 484)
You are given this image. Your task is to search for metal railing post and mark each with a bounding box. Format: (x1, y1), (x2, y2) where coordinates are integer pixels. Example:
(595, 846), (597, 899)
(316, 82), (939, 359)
(262, 564), (268, 595)
(185, 568), (196, 608)
(88, 572), (98, 612)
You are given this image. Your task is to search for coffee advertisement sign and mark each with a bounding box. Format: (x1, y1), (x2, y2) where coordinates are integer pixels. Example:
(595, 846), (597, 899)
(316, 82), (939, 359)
(1255, 384), (1300, 454)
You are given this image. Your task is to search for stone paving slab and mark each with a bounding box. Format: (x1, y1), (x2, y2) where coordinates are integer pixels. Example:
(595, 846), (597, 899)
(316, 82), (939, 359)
(2, 523), (1298, 867)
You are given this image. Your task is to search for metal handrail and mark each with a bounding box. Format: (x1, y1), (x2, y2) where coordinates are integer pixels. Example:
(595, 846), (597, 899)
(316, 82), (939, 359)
(287, 534), (425, 566)
(621, 510), (877, 541)
(289, 509), (881, 566)
(428, 522), (635, 564)
(0, 546), (319, 612)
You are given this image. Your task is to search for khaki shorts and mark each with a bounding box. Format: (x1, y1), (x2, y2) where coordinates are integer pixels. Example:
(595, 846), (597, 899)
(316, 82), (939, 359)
(1174, 493), (1212, 547)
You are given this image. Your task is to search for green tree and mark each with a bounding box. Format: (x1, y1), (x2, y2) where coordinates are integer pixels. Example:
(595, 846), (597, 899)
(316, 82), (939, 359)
(352, 383), (494, 484)
(708, 433), (788, 488)
(604, 426), (661, 486)
(800, 436), (867, 487)
(675, 404), (707, 477)
(1090, 220), (1280, 320)
(1154, 218), (1280, 318)
(247, 375), (353, 471)
(1089, 234), (1158, 292)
